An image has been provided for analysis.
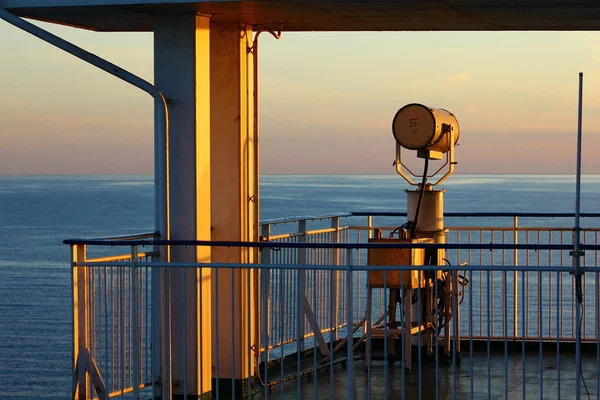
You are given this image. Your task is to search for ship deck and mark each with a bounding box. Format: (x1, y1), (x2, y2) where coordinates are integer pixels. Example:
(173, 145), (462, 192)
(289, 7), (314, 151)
(256, 341), (598, 400)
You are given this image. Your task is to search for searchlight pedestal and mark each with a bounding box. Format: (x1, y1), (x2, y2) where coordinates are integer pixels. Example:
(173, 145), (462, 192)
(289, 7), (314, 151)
(363, 104), (462, 372)
(393, 103), (461, 366)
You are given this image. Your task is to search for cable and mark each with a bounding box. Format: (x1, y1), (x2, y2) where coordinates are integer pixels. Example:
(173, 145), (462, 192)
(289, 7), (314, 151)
(410, 156), (429, 238)
(578, 300), (591, 399)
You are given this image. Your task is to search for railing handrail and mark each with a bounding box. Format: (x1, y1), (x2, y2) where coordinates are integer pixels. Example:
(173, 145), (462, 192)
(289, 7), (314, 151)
(259, 211), (600, 226)
(72, 261), (599, 274)
(82, 232), (158, 242)
(64, 238), (600, 251)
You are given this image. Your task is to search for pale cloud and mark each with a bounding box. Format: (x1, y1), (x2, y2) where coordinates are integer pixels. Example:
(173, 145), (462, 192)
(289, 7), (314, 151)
(447, 72), (470, 84)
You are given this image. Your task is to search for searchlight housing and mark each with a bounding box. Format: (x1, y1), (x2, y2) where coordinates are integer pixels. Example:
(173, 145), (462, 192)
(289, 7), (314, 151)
(392, 103), (459, 186)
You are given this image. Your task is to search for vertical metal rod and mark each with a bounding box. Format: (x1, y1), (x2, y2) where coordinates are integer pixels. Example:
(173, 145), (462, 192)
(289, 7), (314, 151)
(597, 268), (600, 400)
(111, 267), (115, 393)
(329, 264), (334, 400)
(487, 270), (491, 400)
(216, 268), (220, 400)
(469, 268), (473, 399)
(346, 248), (355, 400)
(121, 265), (125, 398)
(183, 266), (188, 400)
(261, 238), (269, 399)
(557, 270), (561, 400)
(231, 268), (235, 400)
(418, 273), (423, 400)
(313, 270), (318, 400)
(247, 264), (252, 399)
(504, 269), (508, 400)
(435, 269), (439, 400)
(522, 269), (526, 400)
(384, 272), (388, 399)
(296, 265), (301, 400)
(104, 267), (109, 395)
(298, 220), (307, 353)
(332, 217), (340, 341)
(280, 268), (284, 400)
(132, 247), (140, 399)
(574, 71), (584, 400)
(539, 270), (543, 400)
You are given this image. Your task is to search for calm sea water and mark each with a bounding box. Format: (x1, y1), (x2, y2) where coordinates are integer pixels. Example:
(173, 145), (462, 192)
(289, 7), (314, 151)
(0, 174), (598, 398)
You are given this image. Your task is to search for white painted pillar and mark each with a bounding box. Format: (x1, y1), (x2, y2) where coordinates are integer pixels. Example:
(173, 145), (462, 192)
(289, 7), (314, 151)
(154, 13), (212, 397)
(210, 22), (256, 393)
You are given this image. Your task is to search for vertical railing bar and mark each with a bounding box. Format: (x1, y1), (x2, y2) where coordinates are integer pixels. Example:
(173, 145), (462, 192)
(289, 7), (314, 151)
(346, 248), (355, 400)
(502, 231), (506, 338)
(313, 269), (318, 400)
(111, 266), (115, 393)
(71, 245), (76, 399)
(120, 262), (125, 398)
(594, 231), (600, 340)
(98, 266), (103, 382)
(183, 260), (188, 400)
(104, 266), (109, 394)
(418, 271), (423, 400)
(145, 264), (149, 386)
(522, 266), (526, 400)
(260, 226), (270, 398)
(329, 262), (334, 400)
(132, 246), (140, 400)
(384, 270), (388, 400)
(129, 259), (133, 390)
(491, 230), (494, 337)
(487, 269), (491, 400)
(583, 233), (587, 339)
(557, 269), (561, 400)
(296, 261), (301, 400)
(298, 220), (307, 354)
(216, 265), (220, 400)
(597, 269), (600, 400)
(231, 267), (235, 400)
(280, 266), (284, 400)
(480, 230), (483, 337)
(561, 232), (564, 339)
(514, 217), (519, 339)
(526, 231), (530, 338)
(549, 232), (553, 338)
(504, 267), (508, 400)
(400, 271), (405, 399)
(537, 230), (541, 337)
(469, 267), (473, 400)
(539, 268), (543, 400)
(247, 264), (252, 399)
(89, 262), (94, 398)
(435, 267), (439, 400)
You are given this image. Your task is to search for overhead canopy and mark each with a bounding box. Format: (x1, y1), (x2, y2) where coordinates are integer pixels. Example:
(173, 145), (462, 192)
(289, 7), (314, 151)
(1, 0), (600, 32)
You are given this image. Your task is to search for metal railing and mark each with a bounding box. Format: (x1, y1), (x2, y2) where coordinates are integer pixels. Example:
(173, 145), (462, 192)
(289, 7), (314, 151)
(66, 212), (600, 399)
(70, 234), (157, 400)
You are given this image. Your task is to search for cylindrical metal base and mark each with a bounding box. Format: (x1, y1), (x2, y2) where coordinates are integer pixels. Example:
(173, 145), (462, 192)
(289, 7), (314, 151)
(407, 187), (444, 232)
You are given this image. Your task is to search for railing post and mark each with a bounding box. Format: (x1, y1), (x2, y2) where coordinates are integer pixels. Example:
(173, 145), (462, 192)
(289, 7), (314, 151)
(131, 246), (140, 399)
(260, 223), (271, 364)
(346, 248), (356, 400)
(513, 216), (519, 338)
(72, 244), (89, 400)
(298, 220), (307, 352)
(331, 217), (340, 340)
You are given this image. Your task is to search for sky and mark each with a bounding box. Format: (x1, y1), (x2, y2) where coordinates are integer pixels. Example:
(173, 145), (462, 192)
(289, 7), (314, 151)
(1, 20), (600, 175)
